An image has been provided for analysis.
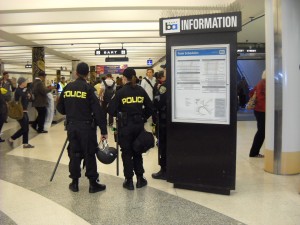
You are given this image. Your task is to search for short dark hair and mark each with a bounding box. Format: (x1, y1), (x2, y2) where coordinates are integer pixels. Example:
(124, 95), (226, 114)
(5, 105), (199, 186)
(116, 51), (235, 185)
(123, 68), (136, 80)
(77, 62), (89, 76)
(106, 74), (112, 78)
(157, 71), (165, 80)
(3, 71), (8, 75)
(147, 68), (154, 73)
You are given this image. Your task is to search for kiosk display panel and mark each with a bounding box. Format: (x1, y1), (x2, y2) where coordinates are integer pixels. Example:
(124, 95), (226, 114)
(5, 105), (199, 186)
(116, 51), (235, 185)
(171, 44), (230, 124)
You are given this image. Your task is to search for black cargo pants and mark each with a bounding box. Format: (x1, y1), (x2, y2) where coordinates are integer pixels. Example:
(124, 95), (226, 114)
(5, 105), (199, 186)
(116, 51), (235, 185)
(118, 121), (145, 179)
(158, 120), (167, 170)
(67, 121), (99, 180)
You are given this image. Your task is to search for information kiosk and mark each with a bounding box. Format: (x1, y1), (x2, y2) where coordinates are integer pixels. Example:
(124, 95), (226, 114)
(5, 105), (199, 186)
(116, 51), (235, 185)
(160, 12), (241, 195)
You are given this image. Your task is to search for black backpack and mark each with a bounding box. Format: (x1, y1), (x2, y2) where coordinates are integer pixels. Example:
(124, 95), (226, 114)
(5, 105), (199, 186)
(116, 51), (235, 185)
(103, 80), (115, 103)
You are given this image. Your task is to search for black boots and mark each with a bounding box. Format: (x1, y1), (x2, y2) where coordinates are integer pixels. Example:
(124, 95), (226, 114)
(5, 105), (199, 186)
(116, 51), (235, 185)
(89, 179), (106, 193)
(69, 179), (79, 192)
(69, 179), (106, 193)
(136, 176), (147, 188)
(123, 176), (147, 190)
(123, 178), (134, 190)
(151, 169), (167, 180)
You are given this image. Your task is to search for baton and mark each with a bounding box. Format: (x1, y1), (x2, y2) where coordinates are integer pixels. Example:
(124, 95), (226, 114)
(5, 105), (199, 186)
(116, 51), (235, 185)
(156, 111), (160, 164)
(50, 137), (68, 182)
(115, 118), (119, 176)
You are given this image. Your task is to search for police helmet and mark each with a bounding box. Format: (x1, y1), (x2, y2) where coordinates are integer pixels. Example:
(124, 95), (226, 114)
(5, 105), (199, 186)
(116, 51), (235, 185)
(96, 140), (117, 164)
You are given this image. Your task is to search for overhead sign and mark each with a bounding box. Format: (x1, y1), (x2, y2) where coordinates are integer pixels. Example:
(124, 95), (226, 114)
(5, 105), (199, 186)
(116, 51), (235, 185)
(147, 59), (153, 66)
(96, 65), (128, 75)
(160, 12), (241, 36)
(237, 48), (265, 53)
(105, 57), (129, 62)
(25, 64), (32, 68)
(95, 49), (127, 55)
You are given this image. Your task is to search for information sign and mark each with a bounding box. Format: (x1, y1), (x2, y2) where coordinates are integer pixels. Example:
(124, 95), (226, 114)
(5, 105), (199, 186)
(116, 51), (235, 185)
(171, 44), (230, 124)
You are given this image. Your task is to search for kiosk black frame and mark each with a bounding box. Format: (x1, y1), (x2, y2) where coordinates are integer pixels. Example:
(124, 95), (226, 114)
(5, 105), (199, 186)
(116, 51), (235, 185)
(160, 12), (241, 195)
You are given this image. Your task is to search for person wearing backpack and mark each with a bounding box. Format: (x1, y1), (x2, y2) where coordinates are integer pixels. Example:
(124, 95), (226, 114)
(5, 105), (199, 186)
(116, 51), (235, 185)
(141, 68), (157, 125)
(100, 74), (116, 126)
(140, 68), (156, 101)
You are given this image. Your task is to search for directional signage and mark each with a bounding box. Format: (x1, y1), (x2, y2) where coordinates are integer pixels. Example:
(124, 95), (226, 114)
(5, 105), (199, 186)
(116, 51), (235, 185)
(105, 57), (129, 62)
(147, 59), (153, 66)
(95, 49), (127, 55)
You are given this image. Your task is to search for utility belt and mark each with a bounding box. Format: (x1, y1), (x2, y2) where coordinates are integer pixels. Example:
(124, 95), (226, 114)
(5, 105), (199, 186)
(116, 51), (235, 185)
(117, 112), (143, 127)
(66, 119), (96, 129)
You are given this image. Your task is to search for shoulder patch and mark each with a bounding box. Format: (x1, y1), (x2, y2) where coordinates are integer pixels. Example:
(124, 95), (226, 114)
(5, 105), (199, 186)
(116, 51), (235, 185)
(159, 86), (167, 94)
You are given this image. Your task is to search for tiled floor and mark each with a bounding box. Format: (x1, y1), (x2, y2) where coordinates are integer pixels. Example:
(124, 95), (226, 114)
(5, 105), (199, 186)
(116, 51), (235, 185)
(0, 118), (299, 225)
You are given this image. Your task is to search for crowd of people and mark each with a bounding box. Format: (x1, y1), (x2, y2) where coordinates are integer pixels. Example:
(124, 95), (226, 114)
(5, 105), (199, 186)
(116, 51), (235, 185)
(0, 71), (64, 145)
(1, 65), (266, 194)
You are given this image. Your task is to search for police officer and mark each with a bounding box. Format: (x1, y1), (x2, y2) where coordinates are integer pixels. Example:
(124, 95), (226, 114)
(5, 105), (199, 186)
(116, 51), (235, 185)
(108, 68), (154, 190)
(152, 70), (167, 180)
(56, 62), (108, 193)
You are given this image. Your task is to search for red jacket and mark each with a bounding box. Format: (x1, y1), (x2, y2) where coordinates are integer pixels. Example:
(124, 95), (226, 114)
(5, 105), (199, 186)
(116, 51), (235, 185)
(250, 79), (265, 112)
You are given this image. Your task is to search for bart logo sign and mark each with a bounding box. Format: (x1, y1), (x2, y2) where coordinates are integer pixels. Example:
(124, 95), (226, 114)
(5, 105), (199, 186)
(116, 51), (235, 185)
(163, 18), (180, 34)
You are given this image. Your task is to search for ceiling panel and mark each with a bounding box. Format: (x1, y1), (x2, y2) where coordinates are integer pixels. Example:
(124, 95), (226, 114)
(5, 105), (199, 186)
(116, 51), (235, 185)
(0, 0), (265, 75)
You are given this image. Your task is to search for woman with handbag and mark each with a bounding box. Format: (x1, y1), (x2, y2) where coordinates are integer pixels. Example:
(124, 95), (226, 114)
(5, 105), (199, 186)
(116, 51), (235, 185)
(7, 77), (34, 148)
(249, 70), (266, 158)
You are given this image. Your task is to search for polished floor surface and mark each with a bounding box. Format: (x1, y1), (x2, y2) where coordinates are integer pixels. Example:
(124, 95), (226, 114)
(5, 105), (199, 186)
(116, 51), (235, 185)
(0, 117), (299, 225)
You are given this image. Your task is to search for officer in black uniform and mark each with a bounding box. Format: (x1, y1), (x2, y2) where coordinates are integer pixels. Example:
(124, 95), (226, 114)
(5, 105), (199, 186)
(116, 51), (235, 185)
(56, 62), (108, 193)
(108, 68), (154, 190)
(152, 70), (167, 180)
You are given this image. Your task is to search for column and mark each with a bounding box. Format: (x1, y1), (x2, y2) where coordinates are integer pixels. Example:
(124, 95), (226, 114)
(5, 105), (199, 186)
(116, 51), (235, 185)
(264, 0), (300, 174)
(32, 47), (45, 79)
(71, 60), (79, 81)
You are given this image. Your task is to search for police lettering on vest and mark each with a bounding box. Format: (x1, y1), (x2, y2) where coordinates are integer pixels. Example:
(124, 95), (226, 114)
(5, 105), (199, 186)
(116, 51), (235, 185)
(122, 96), (144, 104)
(64, 90), (87, 99)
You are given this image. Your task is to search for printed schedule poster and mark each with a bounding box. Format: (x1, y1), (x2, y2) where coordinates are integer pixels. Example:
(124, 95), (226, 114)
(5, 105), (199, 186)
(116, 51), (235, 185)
(171, 44), (230, 124)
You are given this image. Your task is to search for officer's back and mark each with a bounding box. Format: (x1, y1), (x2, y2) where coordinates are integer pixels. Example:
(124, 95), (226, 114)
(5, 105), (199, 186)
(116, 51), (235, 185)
(114, 83), (152, 118)
(108, 68), (153, 191)
(56, 62), (108, 194)
(62, 78), (94, 121)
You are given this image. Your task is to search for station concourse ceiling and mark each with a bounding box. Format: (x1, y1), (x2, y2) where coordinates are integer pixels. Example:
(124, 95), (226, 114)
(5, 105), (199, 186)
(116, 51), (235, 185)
(0, 0), (265, 75)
